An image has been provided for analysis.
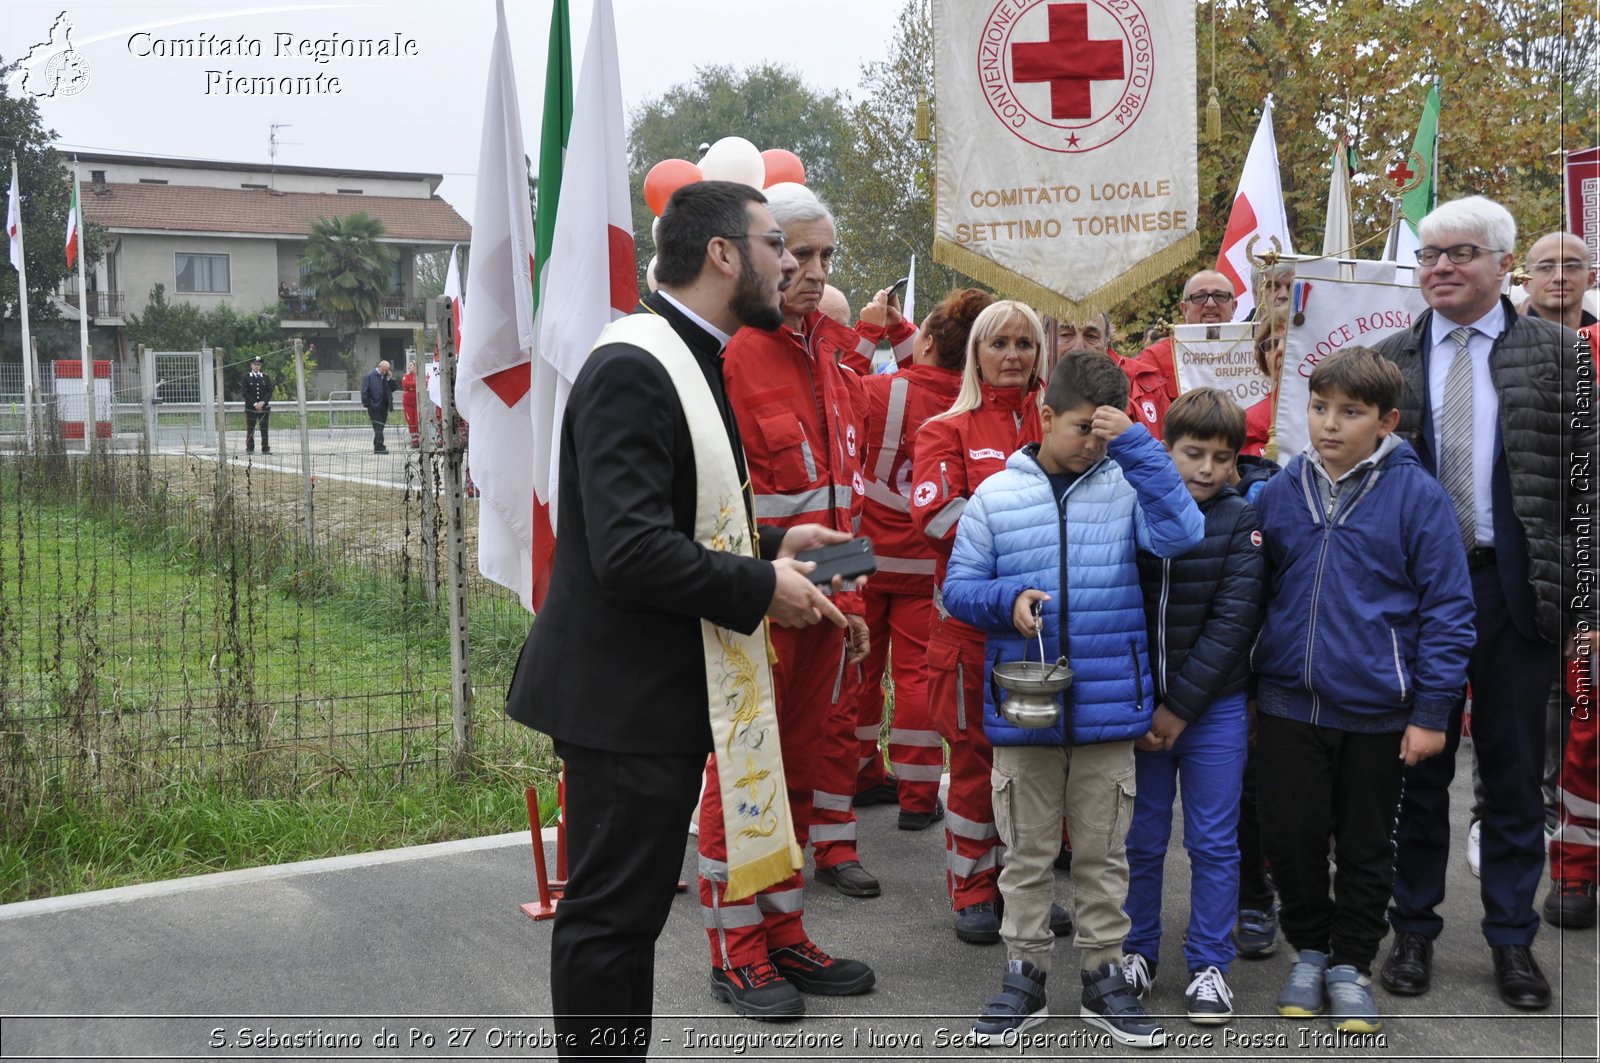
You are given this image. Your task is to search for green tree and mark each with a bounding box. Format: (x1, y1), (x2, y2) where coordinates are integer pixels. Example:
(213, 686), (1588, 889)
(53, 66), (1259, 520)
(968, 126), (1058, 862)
(295, 213), (399, 354)
(831, 0), (971, 317)
(627, 64), (855, 294)
(125, 285), (299, 397)
(0, 54), (104, 353)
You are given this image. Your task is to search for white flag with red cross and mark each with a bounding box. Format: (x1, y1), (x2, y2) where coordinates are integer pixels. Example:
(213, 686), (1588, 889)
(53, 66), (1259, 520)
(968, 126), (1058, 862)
(1216, 97), (1293, 322)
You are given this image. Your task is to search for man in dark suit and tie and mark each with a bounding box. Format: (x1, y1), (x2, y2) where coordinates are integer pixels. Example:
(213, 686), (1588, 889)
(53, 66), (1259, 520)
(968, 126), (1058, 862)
(503, 180), (857, 1057)
(1374, 195), (1595, 1010)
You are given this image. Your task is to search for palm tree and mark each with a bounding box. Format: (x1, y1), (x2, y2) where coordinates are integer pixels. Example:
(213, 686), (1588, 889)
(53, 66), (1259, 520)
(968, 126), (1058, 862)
(296, 213), (399, 355)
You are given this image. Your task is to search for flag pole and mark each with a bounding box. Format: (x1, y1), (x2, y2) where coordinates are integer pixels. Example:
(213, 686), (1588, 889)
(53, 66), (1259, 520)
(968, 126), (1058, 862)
(72, 158), (92, 449)
(10, 158), (35, 443)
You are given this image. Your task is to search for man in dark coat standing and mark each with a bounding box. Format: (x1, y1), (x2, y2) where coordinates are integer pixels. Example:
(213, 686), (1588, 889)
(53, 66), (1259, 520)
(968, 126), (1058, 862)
(241, 355), (272, 454)
(1376, 195), (1595, 1011)
(503, 180), (855, 1057)
(360, 359), (398, 453)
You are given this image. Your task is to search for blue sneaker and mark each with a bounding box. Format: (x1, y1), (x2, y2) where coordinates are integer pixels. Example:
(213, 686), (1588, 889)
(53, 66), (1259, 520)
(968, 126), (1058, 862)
(972, 960), (1048, 1046)
(1276, 949), (1328, 1017)
(1326, 965), (1382, 1033)
(1081, 962), (1167, 1048)
(1234, 904), (1279, 957)
(954, 901), (1002, 945)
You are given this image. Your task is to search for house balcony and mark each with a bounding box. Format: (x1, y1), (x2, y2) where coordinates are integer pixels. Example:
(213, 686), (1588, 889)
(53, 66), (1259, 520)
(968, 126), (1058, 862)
(62, 290), (125, 321)
(279, 292), (424, 327)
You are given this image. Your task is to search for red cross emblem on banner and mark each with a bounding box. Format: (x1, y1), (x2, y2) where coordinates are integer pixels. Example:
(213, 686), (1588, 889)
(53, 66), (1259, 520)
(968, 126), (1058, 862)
(1011, 3), (1125, 121)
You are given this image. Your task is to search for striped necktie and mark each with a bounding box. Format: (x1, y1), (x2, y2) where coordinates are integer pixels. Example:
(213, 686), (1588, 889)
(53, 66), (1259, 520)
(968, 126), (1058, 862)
(1438, 326), (1476, 545)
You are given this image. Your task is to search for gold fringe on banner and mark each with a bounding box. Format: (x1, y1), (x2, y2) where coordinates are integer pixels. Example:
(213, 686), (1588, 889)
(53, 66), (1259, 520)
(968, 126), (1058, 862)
(933, 231), (1202, 321)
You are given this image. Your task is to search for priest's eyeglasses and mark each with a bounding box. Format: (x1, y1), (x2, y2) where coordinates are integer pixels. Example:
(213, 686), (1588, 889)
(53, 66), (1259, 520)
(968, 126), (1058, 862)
(1527, 258), (1590, 276)
(723, 231), (787, 255)
(1414, 244), (1500, 267)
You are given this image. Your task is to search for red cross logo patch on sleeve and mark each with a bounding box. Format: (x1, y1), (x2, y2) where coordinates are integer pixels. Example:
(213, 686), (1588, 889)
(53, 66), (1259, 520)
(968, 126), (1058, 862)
(980, 0), (1152, 153)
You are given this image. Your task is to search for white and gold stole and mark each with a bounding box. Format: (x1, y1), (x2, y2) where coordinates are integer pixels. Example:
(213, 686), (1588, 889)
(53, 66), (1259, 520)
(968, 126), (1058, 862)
(593, 315), (801, 900)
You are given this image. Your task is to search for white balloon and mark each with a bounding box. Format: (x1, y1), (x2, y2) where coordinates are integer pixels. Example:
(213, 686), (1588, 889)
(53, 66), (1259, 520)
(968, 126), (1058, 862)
(698, 136), (765, 190)
(651, 216), (662, 248)
(646, 255), (659, 293)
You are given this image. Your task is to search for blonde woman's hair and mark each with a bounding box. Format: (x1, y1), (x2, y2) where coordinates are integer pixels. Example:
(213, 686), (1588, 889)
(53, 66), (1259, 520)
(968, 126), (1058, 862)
(926, 300), (1044, 424)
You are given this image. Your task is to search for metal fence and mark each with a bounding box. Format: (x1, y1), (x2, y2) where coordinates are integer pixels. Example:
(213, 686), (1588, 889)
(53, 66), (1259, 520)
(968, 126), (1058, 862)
(0, 346), (545, 823)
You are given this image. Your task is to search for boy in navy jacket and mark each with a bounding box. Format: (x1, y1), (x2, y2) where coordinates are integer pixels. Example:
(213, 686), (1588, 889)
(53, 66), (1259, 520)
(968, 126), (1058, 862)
(1125, 389), (1266, 1026)
(1251, 348), (1473, 1034)
(944, 352), (1203, 1049)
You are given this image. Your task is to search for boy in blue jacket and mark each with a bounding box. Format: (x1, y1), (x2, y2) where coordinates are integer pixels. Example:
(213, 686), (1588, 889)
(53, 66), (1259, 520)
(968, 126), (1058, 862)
(1124, 388), (1266, 1026)
(944, 352), (1203, 1049)
(1251, 347), (1473, 1034)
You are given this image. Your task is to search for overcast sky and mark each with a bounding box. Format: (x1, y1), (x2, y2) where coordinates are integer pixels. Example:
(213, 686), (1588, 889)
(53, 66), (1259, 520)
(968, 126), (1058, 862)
(3, 0), (907, 222)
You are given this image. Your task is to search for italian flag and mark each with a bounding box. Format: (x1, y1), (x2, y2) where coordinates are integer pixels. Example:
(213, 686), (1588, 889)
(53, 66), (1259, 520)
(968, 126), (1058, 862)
(64, 178), (79, 268)
(453, 0), (634, 612)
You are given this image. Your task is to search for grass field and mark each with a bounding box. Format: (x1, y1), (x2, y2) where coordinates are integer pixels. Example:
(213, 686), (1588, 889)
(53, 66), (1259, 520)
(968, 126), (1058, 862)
(0, 459), (556, 903)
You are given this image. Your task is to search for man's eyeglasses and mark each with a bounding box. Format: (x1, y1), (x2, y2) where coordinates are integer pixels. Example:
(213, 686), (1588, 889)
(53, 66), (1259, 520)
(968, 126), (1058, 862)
(722, 230), (786, 255)
(1414, 244), (1501, 267)
(1527, 258), (1592, 277)
(1183, 290), (1235, 305)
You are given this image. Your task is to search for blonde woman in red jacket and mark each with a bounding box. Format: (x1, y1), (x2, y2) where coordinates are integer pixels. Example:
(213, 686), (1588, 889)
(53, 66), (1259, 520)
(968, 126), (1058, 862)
(909, 299), (1070, 944)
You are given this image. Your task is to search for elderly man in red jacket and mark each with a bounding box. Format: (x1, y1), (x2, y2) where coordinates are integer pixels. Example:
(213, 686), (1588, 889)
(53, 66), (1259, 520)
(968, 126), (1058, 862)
(698, 183), (886, 1019)
(1121, 269), (1236, 439)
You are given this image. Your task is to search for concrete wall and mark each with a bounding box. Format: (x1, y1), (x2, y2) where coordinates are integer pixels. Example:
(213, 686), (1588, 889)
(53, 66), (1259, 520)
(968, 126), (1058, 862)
(120, 234), (281, 315)
(81, 159), (432, 198)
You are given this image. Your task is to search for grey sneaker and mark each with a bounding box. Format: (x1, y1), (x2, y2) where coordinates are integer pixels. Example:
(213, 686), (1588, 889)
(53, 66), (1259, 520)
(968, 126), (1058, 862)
(1120, 951), (1156, 999)
(1276, 949), (1328, 1017)
(1326, 964), (1382, 1033)
(1184, 965), (1234, 1025)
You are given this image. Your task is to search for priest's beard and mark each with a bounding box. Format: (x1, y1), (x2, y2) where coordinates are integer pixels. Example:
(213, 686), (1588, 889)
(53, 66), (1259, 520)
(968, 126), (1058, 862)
(731, 256), (785, 332)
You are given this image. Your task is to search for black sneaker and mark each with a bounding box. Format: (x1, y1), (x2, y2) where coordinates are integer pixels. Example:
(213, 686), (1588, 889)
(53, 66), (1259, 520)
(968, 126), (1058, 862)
(1542, 879), (1598, 928)
(1081, 962), (1167, 1048)
(769, 940), (875, 995)
(854, 775), (900, 807)
(954, 901), (1002, 945)
(261, 447), (271, 454)
(1049, 901), (1074, 937)
(972, 960), (1048, 1046)
(898, 797), (946, 831)
(1055, 843), (1073, 871)
(709, 961), (804, 1020)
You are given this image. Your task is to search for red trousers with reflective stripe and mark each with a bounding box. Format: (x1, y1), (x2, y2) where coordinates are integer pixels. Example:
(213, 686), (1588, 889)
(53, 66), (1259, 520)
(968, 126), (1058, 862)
(852, 585), (941, 813)
(698, 621), (848, 967)
(1551, 662), (1598, 885)
(927, 625), (1003, 909)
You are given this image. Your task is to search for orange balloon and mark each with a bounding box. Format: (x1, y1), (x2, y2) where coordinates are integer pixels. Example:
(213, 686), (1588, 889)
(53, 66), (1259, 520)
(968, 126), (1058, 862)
(644, 159), (703, 216)
(760, 148), (806, 188)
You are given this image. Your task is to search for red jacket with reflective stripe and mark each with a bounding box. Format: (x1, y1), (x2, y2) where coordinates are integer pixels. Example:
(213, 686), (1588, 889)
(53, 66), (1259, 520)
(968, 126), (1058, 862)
(1123, 337), (1179, 440)
(725, 311), (865, 614)
(859, 363), (963, 594)
(841, 319), (919, 376)
(909, 384), (1042, 639)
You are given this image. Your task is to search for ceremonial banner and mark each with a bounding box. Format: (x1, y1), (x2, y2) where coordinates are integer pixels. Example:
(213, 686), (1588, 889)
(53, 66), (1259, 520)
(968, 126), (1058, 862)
(1566, 146), (1600, 270)
(932, 0), (1198, 316)
(1276, 259), (1427, 461)
(1172, 322), (1272, 412)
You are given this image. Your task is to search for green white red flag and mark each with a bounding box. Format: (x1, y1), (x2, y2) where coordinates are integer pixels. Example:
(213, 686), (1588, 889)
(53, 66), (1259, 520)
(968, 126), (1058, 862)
(64, 177), (79, 268)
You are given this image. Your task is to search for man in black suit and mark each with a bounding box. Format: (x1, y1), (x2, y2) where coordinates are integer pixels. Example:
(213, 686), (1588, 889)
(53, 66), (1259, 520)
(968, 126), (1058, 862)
(503, 181), (855, 1057)
(1375, 195), (1595, 1010)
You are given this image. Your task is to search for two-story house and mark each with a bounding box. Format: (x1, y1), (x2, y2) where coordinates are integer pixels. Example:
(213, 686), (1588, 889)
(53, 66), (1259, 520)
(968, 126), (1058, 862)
(66, 150), (470, 394)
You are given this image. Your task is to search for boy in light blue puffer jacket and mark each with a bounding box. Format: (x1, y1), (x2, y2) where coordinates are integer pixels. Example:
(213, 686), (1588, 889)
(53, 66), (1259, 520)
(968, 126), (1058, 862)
(943, 352), (1202, 1050)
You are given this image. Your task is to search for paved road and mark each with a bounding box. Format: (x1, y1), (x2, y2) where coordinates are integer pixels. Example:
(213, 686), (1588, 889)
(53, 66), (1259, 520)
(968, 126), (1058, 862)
(1, 741), (1595, 1062)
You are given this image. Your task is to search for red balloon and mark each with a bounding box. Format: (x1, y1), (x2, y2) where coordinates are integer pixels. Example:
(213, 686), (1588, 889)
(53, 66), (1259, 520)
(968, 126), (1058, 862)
(760, 149), (807, 188)
(644, 159), (703, 217)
